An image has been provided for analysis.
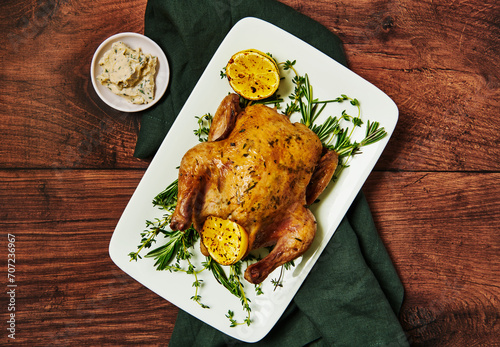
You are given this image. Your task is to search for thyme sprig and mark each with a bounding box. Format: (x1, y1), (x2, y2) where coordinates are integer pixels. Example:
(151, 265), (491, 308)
(194, 113), (213, 142)
(285, 74), (305, 116)
(271, 260), (295, 291)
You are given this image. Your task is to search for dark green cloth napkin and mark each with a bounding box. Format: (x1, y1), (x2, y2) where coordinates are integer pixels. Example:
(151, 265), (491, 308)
(139, 0), (408, 345)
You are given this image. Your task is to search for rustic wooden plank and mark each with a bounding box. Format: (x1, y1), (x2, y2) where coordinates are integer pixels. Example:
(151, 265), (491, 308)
(14, 221), (178, 345)
(1, 169), (178, 345)
(363, 171), (500, 346)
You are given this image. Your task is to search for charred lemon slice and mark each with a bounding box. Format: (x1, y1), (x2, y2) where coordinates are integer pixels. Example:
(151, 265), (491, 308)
(226, 49), (280, 100)
(201, 216), (249, 265)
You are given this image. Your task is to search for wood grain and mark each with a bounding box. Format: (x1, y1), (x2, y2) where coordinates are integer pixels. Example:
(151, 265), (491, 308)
(1, 0), (499, 345)
(1, 0), (149, 169)
(1, 170), (178, 345)
(363, 172), (500, 346)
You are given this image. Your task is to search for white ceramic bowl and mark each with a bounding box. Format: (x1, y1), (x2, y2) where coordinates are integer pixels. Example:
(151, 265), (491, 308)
(91, 32), (170, 112)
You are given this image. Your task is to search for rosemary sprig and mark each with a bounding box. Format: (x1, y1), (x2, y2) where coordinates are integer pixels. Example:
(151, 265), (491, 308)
(298, 74), (329, 127)
(362, 120), (387, 146)
(311, 116), (341, 144)
(152, 179), (178, 210)
(280, 65), (386, 162)
(331, 120), (387, 180)
(144, 230), (183, 269)
(144, 226), (209, 309)
(144, 227), (198, 270)
(203, 257), (234, 292)
(203, 258), (252, 326)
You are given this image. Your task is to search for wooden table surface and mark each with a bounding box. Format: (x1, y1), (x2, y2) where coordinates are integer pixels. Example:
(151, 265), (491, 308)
(1, 0), (499, 345)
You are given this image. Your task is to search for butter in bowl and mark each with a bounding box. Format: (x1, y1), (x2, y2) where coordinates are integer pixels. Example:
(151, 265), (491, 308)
(91, 32), (170, 112)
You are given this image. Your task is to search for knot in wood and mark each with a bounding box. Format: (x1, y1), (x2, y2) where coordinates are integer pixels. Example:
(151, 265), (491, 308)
(382, 16), (395, 30)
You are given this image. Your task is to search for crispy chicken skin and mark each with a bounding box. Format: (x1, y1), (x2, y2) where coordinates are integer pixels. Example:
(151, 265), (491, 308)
(170, 94), (337, 284)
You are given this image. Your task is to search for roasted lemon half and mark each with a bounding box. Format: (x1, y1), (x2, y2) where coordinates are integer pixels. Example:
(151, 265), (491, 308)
(202, 216), (249, 265)
(226, 49), (280, 100)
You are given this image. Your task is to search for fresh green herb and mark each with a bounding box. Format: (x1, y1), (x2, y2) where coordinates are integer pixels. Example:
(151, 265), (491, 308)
(284, 75), (305, 116)
(363, 120), (387, 146)
(153, 179), (178, 209)
(281, 59), (298, 73)
(203, 258), (252, 326)
(229, 263), (252, 326)
(278, 70), (387, 182)
(298, 74), (327, 127)
(310, 116), (341, 143)
(220, 67), (227, 79)
(194, 113), (213, 142)
(129, 178), (210, 308)
(271, 260), (295, 290)
(127, 216), (168, 262)
(226, 310), (239, 327)
(144, 228), (197, 270)
(128, 180), (173, 258)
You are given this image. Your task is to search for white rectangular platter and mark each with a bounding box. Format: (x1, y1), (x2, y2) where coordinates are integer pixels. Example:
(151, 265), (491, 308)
(109, 17), (398, 343)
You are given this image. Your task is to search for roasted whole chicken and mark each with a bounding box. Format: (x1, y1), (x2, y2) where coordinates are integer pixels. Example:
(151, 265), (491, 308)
(170, 94), (338, 284)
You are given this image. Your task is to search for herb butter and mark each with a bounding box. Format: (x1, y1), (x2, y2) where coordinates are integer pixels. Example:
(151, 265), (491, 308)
(97, 41), (158, 105)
